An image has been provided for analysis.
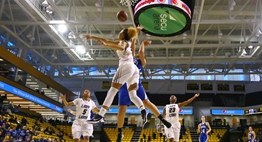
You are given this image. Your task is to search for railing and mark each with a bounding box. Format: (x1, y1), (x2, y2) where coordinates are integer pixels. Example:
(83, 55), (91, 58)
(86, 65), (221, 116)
(26, 0), (71, 44)
(25, 75), (60, 102)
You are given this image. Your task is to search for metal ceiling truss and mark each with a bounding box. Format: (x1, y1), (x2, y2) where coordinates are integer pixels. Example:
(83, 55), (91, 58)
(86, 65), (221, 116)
(0, 0), (261, 80)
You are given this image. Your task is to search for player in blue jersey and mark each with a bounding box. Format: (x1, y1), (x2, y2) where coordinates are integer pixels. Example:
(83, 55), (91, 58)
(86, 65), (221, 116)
(248, 126), (256, 142)
(198, 116), (211, 142)
(116, 37), (171, 142)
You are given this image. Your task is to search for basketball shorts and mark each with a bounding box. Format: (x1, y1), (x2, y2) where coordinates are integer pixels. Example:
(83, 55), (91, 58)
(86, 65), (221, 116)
(165, 122), (181, 141)
(248, 140), (256, 142)
(199, 134), (208, 142)
(112, 62), (139, 85)
(72, 120), (93, 139)
(118, 81), (148, 106)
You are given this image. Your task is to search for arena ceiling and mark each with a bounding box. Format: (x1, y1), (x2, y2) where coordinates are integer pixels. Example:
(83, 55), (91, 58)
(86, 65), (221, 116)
(0, 0), (262, 79)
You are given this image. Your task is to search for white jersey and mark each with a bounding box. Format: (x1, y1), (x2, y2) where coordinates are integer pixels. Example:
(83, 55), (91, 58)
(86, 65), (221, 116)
(165, 104), (180, 123)
(116, 40), (133, 66)
(73, 98), (96, 121)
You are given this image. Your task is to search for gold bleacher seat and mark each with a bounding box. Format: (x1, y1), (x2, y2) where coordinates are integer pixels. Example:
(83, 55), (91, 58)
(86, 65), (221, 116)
(139, 128), (192, 142)
(104, 128), (134, 142)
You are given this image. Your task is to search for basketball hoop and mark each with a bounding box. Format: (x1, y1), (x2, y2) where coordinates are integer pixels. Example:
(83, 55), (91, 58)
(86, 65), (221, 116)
(119, 0), (138, 6)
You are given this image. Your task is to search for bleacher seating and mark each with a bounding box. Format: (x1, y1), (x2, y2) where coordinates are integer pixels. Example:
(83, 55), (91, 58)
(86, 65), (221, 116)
(2, 113), (72, 141)
(138, 128), (192, 142)
(104, 127), (134, 142)
(57, 125), (72, 138)
(208, 129), (226, 142)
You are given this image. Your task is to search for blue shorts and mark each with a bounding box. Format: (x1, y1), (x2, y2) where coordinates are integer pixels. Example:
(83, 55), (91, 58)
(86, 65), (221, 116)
(118, 81), (148, 106)
(80, 135), (83, 139)
(199, 134), (208, 142)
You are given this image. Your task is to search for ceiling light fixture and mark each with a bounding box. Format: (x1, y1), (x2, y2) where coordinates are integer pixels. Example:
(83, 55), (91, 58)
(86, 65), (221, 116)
(58, 25), (67, 33)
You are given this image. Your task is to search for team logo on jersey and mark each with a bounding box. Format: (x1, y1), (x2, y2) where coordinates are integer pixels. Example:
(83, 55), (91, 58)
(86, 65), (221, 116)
(222, 109), (227, 114)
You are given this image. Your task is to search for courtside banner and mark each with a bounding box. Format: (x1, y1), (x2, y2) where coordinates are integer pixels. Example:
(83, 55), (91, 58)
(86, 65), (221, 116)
(0, 81), (63, 113)
(108, 107), (193, 114)
(211, 109), (244, 115)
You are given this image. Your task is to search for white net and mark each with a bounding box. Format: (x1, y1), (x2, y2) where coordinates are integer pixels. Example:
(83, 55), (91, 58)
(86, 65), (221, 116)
(119, 0), (139, 6)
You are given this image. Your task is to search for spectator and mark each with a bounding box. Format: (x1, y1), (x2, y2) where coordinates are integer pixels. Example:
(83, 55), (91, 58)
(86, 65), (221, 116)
(143, 133), (146, 139)
(21, 117), (28, 126)
(0, 130), (4, 141)
(153, 132), (156, 139)
(148, 135), (151, 142)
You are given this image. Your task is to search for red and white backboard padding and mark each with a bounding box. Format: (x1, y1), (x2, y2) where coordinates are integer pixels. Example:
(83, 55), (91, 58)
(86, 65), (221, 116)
(133, 0), (195, 37)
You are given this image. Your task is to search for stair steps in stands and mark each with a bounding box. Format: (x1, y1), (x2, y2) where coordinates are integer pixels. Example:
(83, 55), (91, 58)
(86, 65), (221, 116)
(131, 128), (142, 142)
(190, 130), (199, 142)
(101, 129), (110, 142)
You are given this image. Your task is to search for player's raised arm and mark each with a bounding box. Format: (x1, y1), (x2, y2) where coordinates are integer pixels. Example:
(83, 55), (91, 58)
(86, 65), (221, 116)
(138, 40), (151, 67)
(60, 94), (75, 106)
(83, 34), (119, 44)
(178, 93), (200, 108)
(131, 25), (143, 56)
(206, 122), (211, 134)
(97, 40), (127, 51)
(131, 38), (137, 56)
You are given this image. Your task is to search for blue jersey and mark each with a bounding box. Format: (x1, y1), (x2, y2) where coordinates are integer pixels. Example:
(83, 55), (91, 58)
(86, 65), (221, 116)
(248, 131), (255, 141)
(118, 57), (147, 106)
(133, 57), (143, 72)
(200, 123), (208, 134)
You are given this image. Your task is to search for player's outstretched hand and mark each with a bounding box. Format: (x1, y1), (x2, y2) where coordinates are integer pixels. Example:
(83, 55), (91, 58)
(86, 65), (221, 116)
(60, 94), (66, 99)
(195, 93), (200, 97)
(67, 109), (72, 113)
(136, 25), (143, 32)
(143, 40), (152, 47)
(83, 34), (92, 39)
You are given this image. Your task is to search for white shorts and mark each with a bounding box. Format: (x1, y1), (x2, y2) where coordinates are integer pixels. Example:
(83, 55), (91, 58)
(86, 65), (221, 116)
(72, 120), (93, 139)
(165, 123), (181, 141)
(112, 62), (139, 86)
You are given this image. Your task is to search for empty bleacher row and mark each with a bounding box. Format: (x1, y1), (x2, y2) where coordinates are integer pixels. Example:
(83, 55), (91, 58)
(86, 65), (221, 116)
(101, 127), (227, 142)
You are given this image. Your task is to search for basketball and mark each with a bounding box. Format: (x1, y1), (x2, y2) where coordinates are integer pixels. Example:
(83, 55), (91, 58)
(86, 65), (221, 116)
(116, 10), (128, 22)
